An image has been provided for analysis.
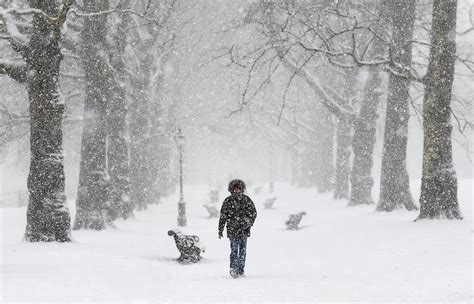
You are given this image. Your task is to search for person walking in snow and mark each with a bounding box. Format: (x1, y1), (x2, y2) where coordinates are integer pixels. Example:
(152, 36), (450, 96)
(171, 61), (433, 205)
(218, 179), (257, 278)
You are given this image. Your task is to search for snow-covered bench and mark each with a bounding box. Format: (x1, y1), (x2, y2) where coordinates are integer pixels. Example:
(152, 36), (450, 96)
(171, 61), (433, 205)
(203, 204), (219, 218)
(168, 230), (205, 263)
(208, 189), (220, 204)
(263, 197), (277, 209)
(253, 186), (263, 195)
(285, 212), (306, 230)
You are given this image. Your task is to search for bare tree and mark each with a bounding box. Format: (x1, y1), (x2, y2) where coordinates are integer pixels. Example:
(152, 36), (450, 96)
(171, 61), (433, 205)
(128, 20), (154, 211)
(0, 0), (74, 241)
(314, 109), (335, 192)
(348, 72), (383, 206)
(127, 0), (180, 210)
(333, 68), (356, 199)
(376, 0), (418, 212)
(227, 0), (395, 205)
(74, 0), (112, 230)
(147, 51), (175, 200)
(106, 9), (133, 220)
(416, 0), (463, 220)
(346, 1), (391, 207)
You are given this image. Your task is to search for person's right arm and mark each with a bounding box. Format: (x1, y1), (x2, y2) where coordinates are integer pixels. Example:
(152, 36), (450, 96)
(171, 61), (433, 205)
(218, 199), (228, 238)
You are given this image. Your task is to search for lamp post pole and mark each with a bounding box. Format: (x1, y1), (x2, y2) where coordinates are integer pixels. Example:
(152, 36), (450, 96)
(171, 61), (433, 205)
(175, 128), (186, 227)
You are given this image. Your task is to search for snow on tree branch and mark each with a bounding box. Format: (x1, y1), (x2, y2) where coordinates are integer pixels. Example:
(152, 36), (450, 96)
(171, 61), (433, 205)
(0, 0), (74, 57)
(281, 55), (358, 122)
(0, 58), (27, 82)
(0, 8), (31, 54)
(70, 0), (177, 29)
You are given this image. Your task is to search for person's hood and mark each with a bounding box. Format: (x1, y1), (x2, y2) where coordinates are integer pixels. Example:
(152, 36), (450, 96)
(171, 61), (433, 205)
(227, 179), (246, 192)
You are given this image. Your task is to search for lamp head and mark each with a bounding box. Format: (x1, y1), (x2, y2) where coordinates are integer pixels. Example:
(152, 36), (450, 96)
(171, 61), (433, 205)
(175, 128), (185, 149)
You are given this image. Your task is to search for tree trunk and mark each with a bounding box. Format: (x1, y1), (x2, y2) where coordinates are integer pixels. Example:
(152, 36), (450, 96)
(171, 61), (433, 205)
(107, 14), (133, 220)
(376, 0), (418, 212)
(348, 65), (383, 206)
(146, 103), (165, 204)
(301, 143), (318, 187)
(145, 56), (172, 203)
(128, 3), (171, 210)
(416, 0), (462, 220)
(334, 117), (351, 199)
(74, 0), (111, 230)
(334, 69), (356, 199)
(315, 110), (334, 192)
(130, 58), (152, 211)
(25, 2), (71, 242)
(290, 148), (303, 186)
(148, 108), (173, 200)
(348, 1), (389, 207)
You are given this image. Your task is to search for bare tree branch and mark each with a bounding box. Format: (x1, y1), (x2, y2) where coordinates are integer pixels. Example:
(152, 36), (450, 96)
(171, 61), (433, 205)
(0, 58), (27, 82)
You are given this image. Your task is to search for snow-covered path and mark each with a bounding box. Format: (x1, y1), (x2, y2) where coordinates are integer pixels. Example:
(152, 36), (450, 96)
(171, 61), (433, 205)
(1, 180), (472, 302)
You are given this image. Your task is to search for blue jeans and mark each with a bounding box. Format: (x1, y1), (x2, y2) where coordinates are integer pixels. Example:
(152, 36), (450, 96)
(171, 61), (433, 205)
(229, 238), (247, 274)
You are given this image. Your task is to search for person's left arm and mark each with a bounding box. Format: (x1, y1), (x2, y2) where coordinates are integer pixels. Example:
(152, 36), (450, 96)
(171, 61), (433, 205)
(245, 197), (257, 228)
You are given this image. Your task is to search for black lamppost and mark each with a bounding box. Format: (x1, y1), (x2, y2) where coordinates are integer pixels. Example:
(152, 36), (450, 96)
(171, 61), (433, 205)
(175, 127), (186, 226)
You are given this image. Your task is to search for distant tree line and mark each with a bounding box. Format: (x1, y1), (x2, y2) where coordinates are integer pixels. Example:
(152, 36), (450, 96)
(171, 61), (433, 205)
(0, 0), (187, 241)
(222, 0), (469, 219)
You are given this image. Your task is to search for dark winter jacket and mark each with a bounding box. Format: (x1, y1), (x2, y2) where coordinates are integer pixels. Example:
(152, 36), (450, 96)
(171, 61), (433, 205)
(218, 194), (257, 238)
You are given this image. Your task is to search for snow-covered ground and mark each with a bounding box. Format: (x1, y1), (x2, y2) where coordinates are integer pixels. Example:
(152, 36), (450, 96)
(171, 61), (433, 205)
(1, 179), (472, 303)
